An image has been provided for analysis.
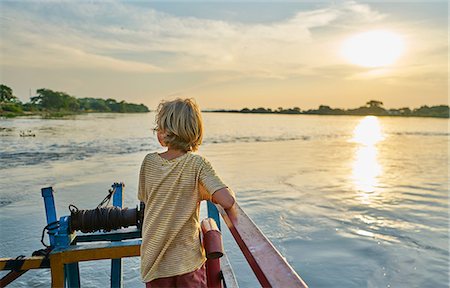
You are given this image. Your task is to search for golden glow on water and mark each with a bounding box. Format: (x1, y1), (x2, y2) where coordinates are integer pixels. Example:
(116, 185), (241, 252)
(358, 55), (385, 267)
(351, 116), (384, 199)
(352, 116), (384, 145)
(353, 146), (382, 193)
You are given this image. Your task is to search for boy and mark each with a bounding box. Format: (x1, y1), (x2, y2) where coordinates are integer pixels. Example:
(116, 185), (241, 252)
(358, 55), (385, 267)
(138, 98), (236, 287)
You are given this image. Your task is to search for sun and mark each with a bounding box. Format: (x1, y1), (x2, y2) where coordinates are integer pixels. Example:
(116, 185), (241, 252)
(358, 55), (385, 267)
(341, 30), (405, 67)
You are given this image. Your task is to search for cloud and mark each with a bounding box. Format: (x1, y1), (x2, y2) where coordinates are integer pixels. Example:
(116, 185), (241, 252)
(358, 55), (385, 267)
(0, 0), (446, 86)
(0, 2), (383, 73)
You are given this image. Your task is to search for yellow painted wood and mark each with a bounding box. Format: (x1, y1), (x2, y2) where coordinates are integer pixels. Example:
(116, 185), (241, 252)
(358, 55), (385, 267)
(50, 254), (64, 288)
(47, 241), (141, 287)
(0, 256), (48, 271)
(57, 244), (140, 264)
(0, 259), (6, 270)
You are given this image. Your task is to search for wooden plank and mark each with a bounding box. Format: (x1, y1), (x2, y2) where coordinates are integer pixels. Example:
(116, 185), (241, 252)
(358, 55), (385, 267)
(218, 204), (308, 288)
(50, 253), (64, 288)
(51, 240), (141, 264)
(0, 256), (50, 270)
(0, 270), (28, 287)
(220, 254), (239, 288)
(49, 240), (141, 287)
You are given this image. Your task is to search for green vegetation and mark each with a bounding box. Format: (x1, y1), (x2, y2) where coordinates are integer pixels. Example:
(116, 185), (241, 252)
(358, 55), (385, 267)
(209, 100), (449, 118)
(0, 85), (149, 118)
(0, 84), (24, 117)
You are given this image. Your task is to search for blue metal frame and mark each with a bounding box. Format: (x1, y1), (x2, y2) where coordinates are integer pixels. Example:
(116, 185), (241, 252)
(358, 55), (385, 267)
(41, 187), (80, 287)
(207, 201), (221, 231)
(55, 216), (73, 248)
(59, 215), (81, 288)
(41, 187), (58, 247)
(42, 183), (132, 287)
(64, 263), (80, 288)
(111, 183), (124, 288)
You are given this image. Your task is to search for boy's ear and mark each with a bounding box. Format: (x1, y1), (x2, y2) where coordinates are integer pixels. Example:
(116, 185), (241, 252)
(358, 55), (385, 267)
(157, 130), (166, 147)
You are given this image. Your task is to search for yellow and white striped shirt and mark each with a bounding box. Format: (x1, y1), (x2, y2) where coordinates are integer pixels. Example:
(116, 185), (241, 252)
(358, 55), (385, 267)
(138, 152), (227, 282)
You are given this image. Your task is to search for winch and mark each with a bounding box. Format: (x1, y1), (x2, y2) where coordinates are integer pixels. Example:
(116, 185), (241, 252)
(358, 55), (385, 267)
(41, 183), (144, 249)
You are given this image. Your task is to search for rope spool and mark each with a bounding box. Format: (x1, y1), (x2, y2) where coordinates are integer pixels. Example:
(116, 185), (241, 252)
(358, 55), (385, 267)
(69, 206), (139, 233)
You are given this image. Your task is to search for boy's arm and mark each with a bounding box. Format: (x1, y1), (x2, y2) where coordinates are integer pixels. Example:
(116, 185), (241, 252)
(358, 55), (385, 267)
(212, 187), (237, 222)
(212, 187), (235, 209)
(199, 157), (238, 221)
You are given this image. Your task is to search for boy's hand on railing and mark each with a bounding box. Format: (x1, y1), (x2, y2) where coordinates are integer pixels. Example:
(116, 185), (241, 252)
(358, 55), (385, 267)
(225, 203), (238, 225)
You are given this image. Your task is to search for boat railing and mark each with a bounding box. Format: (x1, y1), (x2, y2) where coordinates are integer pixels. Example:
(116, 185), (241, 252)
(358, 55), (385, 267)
(212, 203), (308, 287)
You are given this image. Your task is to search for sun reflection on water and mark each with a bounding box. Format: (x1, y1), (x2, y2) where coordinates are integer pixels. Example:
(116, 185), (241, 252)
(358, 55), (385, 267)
(352, 116), (384, 145)
(351, 116), (384, 201)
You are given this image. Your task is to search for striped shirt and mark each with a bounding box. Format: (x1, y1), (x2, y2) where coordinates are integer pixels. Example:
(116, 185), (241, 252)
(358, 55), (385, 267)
(138, 152), (227, 282)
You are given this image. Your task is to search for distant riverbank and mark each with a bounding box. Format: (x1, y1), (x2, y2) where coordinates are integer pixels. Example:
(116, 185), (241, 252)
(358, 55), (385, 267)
(1, 110), (151, 119)
(0, 85), (149, 118)
(205, 100), (449, 118)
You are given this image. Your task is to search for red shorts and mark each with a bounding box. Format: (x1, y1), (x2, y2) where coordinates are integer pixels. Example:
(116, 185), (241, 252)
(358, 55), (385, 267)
(145, 265), (207, 288)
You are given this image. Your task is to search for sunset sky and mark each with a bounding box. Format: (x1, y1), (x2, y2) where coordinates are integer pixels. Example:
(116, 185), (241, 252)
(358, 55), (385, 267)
(1, 1), (447, 110)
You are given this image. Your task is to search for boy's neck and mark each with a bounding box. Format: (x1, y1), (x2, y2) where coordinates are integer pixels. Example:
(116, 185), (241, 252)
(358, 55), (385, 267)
(159, 148), (187, 160)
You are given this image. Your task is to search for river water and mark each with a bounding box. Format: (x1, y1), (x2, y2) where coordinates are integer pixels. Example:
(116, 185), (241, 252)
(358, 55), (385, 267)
(0, 113), (448, 287)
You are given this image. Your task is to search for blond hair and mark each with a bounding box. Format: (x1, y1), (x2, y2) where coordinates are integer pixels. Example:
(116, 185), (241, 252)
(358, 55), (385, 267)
(155, 98), (203, 152)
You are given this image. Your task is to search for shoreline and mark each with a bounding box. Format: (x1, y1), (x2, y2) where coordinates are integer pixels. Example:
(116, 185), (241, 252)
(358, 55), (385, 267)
(0, 110), (150, 119)
(2, 109), (449, 119)
(203, 110), (450, 119)
(2, 110), (448, 119)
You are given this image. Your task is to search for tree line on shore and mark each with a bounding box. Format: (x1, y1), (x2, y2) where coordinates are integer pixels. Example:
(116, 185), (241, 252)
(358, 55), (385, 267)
(0, 84), (149, 117)
(209, 100), (449, 118)
(2, 84), (448, 118)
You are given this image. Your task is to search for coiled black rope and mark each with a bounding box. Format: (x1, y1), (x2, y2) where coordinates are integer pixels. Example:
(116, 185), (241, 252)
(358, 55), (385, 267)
(40, 220), (60, 248)
(69, 205), (137, 233)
